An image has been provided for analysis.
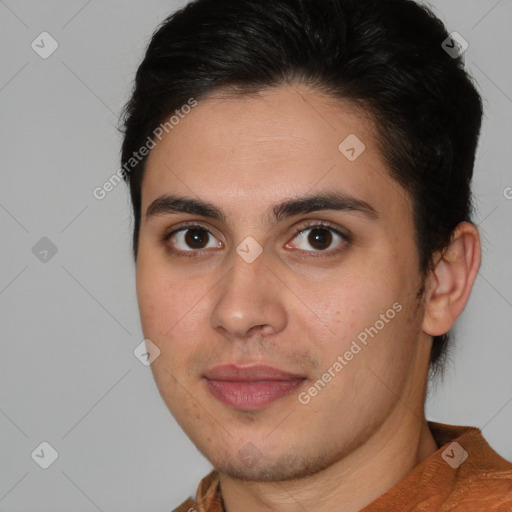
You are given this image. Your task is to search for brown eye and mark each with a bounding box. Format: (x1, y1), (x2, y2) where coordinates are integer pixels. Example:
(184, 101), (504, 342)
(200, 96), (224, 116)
(308, 228), (333, 251)
(287, 224), (347, 254)
(167, 226), (222, 254)
(184, 228), (210, 249)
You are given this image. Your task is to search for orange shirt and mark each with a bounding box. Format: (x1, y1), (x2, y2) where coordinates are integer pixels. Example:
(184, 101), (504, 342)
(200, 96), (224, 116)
(173, 422), (512, 512)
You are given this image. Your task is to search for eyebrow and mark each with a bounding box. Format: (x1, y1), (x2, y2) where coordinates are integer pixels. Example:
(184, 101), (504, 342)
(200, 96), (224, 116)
(145, 191), (378, 225)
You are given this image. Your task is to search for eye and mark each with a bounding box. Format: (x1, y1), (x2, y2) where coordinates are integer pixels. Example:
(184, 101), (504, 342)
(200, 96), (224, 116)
(163, 221), (349, 258)
(164, 225), (222, 256)
(286, 222), (348, 255)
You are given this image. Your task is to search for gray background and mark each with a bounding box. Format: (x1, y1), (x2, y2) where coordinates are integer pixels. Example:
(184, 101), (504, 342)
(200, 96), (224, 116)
(1, 1), (511, 511)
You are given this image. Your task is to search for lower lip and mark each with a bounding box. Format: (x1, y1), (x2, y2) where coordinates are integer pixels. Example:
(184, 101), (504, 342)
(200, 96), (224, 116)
(204, 379), (305, 410)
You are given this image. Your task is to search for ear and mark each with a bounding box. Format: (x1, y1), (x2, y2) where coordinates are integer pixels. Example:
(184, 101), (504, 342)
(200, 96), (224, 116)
(422, 222), (481, 337)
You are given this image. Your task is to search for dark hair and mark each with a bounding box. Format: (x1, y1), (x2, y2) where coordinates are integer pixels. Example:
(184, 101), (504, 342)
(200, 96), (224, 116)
(120, 0), (483, 376)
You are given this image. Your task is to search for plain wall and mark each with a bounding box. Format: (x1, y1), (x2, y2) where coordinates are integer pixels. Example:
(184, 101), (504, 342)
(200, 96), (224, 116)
(1, 1), (511, 510)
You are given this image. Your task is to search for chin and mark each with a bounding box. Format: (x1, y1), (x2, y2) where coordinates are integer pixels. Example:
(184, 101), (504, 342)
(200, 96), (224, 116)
(210, 449), (337, 483)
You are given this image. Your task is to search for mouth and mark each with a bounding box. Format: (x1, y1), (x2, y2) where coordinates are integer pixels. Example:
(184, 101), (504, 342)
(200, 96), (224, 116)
(202, 364), (307, 411)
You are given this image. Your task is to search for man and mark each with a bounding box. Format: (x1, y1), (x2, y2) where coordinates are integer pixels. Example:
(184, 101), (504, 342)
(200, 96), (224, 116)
(120, 0), (512, 510)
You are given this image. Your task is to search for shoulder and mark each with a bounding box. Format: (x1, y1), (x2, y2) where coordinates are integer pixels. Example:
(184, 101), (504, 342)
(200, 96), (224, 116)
(430, 422), (512, 510)
(171, 497), (200, 512)
(170, 470), (222, 512)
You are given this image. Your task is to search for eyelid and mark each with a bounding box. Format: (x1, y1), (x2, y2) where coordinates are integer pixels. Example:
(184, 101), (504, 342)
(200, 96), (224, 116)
(162, 221), (223, 257)
(163, 219), (348, 239)
(286, 220), (350, 255)
(292, 219), (349, 238)
(163, 220), (221, 241)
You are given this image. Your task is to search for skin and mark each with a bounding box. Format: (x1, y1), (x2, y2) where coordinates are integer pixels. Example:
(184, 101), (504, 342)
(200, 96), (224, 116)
(135, 85), (480, 512)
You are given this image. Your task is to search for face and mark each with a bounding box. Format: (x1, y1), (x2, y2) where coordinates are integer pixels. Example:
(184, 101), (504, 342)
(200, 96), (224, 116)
(136, 85), (430, 482)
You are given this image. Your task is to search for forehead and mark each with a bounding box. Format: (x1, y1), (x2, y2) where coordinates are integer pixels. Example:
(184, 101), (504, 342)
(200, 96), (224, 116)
(141, 85), (411, 226)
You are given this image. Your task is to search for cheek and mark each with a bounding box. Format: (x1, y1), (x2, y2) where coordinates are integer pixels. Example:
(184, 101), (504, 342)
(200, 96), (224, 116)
(136, 261), (204, 415)
(305, 264), (418, 381)
(136, 262), (167, 337)
(301, 302), (421, 432)
(136, 257), (184, 363)
(136, 254), (210, 372)
(313, 270), (392, 337)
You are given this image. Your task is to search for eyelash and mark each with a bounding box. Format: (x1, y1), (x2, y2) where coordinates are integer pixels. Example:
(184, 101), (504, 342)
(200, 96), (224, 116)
(162, 220), (350, 259)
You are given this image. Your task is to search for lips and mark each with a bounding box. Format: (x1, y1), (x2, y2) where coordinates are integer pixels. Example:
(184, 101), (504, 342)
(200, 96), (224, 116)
(203, 364), (306, 410)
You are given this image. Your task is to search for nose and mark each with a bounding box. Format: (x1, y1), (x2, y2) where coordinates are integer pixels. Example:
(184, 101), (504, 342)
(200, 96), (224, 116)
(210, 249), (287, 341)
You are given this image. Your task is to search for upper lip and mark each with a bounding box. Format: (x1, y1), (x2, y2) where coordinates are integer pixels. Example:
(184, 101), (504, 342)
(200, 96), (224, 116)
(203, 364), (305, 381)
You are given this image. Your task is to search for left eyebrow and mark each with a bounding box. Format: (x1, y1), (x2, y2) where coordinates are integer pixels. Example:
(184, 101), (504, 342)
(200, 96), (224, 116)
(271, 191), (378, 224)
(144, 191), (378, 224)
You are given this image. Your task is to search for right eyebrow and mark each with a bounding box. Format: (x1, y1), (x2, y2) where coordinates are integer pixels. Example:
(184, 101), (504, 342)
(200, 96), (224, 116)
(145, 195), (227, 223)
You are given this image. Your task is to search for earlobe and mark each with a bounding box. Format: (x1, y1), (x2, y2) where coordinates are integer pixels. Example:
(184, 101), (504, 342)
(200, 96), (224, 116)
(422, 222), (481, 337)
